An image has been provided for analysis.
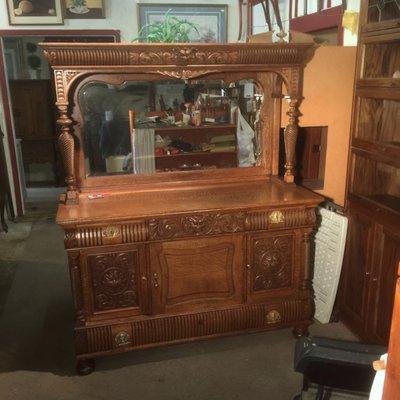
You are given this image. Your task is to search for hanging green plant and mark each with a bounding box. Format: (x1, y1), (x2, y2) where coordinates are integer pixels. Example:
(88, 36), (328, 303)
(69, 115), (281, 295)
(134, 10), (200, 43)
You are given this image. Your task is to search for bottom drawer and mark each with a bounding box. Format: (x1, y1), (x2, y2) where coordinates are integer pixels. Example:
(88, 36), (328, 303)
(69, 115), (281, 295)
(75, 298), (312, 357)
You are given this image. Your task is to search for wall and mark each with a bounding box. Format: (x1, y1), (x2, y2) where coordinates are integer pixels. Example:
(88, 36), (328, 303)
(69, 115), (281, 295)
(0, 0), (240, 42)
(282, 46), (357, 206)
(343, 0), (361, 46)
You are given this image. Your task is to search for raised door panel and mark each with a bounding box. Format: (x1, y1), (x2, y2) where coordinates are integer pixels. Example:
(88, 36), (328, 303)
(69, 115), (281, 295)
(81, 244), (150, 321)
(369, 227), (400, 344)
(150, 235), (245, 314)
(340, 210), (375, 335)
(247, 231), (297, 303)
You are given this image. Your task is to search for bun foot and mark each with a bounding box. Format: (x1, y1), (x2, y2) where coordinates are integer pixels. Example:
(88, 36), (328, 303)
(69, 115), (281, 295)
(293, 325), (309, 338)
(76, 358), (95, 375)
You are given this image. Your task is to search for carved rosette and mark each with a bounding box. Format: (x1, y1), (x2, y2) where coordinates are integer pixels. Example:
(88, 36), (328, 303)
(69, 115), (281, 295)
(88, 252), (138, 311)
(284, 99), (301, 183)
(252, 235), (293, 291)
(89, 252), (138, 312)
(149, 212), (245, 240)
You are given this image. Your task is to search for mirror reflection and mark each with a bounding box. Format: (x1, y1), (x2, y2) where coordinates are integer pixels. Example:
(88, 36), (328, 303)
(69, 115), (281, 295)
(79, 78), (264, 176)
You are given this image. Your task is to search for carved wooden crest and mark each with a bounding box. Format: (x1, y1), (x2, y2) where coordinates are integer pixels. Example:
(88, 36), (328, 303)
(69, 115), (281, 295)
(157, 69), (218, 80)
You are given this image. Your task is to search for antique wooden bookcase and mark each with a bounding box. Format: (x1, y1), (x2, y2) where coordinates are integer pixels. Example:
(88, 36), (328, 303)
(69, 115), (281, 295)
(41, 42), (321, 374)
(339, 0), (400, 345)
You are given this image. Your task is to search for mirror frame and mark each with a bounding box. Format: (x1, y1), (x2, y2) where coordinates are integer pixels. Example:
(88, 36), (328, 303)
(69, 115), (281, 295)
(40, 42), (316, 203)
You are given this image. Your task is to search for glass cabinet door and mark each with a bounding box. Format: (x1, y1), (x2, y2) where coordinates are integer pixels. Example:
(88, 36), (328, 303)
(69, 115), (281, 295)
(363, 40), (400, 79)
(367, 0), (400, 24)
(78, 78), (265, 177)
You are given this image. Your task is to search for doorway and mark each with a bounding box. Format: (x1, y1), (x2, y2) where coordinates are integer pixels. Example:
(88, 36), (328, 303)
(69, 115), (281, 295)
(0, 30), (120, 216)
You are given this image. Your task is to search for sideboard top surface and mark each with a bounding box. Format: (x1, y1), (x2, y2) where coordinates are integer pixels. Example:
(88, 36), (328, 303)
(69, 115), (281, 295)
(56, 180), (322, 227)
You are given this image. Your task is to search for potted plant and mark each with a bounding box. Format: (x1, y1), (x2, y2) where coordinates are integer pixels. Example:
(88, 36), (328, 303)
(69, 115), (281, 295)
(69, 0), (89, 15)
(135, 10), (200, 43)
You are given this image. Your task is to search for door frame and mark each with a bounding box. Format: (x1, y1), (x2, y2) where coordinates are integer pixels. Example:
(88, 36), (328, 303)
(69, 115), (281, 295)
(0, 29), (120, 216)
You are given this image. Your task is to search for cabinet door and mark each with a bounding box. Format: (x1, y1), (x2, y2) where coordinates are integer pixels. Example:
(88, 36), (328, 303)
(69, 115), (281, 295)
(340, 210), (375, 336)
(369, 227), (400, 344)
(81, 244), (150, 321)
(246, 231), (297, 303)
(150, 235), (245, 314)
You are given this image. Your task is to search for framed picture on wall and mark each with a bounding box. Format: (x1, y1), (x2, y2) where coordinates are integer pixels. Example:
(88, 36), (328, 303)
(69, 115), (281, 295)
(7, 0), (64, 25)
(138, 4), (228, 43)
(64, 0), (105, 19)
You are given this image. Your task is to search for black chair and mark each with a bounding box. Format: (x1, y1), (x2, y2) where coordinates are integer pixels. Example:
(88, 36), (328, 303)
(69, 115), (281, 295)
(293, 336), (386, 400)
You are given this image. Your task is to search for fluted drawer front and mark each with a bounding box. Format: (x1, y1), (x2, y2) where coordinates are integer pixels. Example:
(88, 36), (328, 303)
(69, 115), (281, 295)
(75, 298), (311, 356)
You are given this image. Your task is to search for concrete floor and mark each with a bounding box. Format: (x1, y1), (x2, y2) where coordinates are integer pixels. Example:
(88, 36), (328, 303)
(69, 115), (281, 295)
(0, 203), (359, 400)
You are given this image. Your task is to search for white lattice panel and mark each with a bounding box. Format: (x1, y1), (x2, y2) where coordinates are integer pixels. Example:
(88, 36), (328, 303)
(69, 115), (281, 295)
(313, 207), (348, 324)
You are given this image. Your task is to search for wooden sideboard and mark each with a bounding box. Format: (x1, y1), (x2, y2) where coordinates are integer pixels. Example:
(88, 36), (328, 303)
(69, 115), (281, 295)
(41, 42), (321, 374)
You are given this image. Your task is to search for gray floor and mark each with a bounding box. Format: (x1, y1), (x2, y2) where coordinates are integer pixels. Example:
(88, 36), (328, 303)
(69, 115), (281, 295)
(0, 203), (359, 400)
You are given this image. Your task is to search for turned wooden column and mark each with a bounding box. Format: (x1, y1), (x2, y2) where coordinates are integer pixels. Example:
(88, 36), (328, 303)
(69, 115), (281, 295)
(284, 99), (300, 183)
(50, 68), (79, 204)
(57, 101), (78, 204)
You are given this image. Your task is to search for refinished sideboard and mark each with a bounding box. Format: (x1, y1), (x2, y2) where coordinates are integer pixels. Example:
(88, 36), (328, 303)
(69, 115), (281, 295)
(41, 42), (322, 374)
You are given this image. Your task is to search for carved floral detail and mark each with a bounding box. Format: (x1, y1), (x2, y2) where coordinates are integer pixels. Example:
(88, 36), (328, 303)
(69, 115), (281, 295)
(149, 212), (245, 240)
(65, 70), (79, 85)
(252, 235), (293, 291)
(89, 252), (138, 312)
(157, 69), (218, 80)
(128, 48), (239, 66)
(43, 50), (57, 64)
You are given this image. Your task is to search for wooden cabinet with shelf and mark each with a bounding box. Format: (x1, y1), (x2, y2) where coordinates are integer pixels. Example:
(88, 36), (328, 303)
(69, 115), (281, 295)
(42, 41), (322, 374)
(340, 1), (400, 345)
